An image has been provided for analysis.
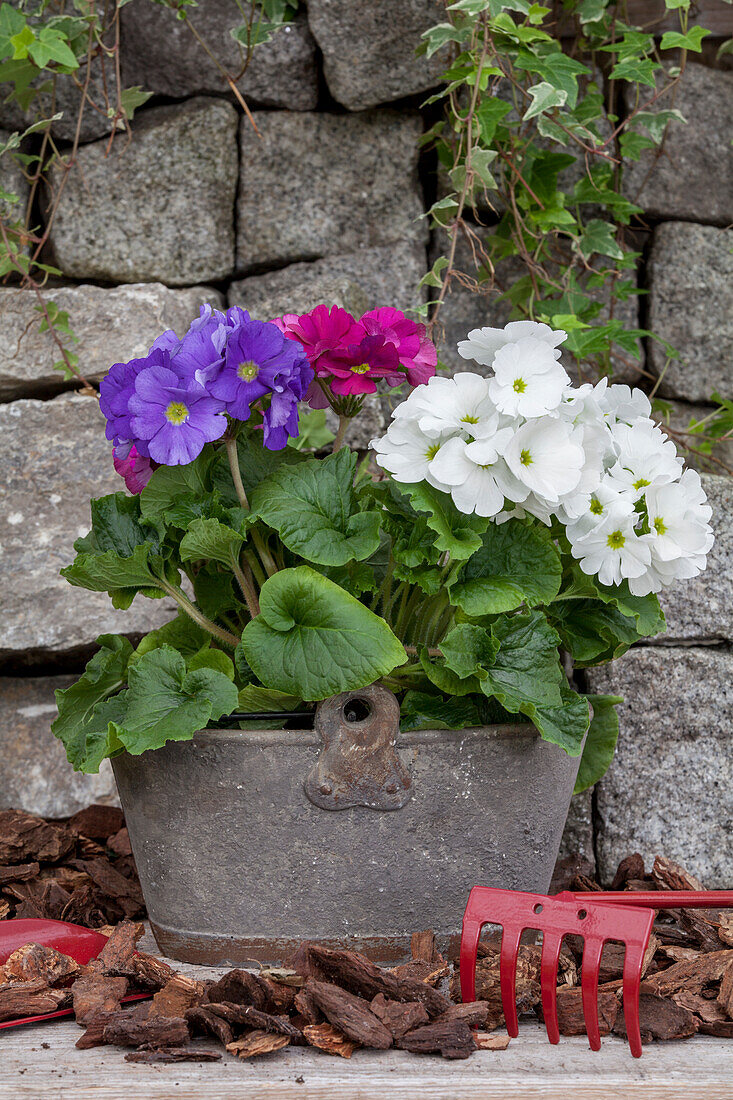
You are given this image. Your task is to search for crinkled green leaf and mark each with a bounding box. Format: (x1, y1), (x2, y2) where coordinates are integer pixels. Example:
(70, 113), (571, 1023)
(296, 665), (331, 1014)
(400, 691), (483, 732)
(450, 522), (562, 616)
(241, 567), (406, 701)
(52, 635), (133, 773)
(179, 517), (244, 568)
(530, 679), (590, 755)
(440, 624), (500, 681)
(132, 614), (210, 663)
(140, 451), (213, 525)
(392, 482), (487, 561)
(480, 611), (564, 708)
(558, 566), (665, 638)
(187, 647), (236, 680)
(117, 646), (238, 755)
(574, 695), (622, 792)
(549, 599), (641, 666)
(251, 448), (380, 567)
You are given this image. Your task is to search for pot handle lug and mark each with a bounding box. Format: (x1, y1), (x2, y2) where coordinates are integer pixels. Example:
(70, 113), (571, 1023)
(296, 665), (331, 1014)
(304, 683), (412, 812)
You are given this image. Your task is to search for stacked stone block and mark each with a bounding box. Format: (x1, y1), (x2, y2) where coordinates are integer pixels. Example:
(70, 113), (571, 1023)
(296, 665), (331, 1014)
(0, 4), (730, 884)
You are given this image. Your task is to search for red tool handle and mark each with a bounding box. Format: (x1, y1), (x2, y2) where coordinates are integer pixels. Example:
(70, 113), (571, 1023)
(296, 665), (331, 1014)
(575, 890), (733, 910)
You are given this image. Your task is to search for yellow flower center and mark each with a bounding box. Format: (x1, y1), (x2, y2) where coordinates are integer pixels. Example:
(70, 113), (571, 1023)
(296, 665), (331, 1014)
(350, 362), (371, 374)
(461, 414), (479, 424)
(237, 360), (259, 382)
(654, 515), (667, 535)
(425, 443), (441, 461)
(519, 448), (532, 466)
(607, 529), (626, 550)
(513, 377), (527, 394)
(633, 476), (650, 490)
(165, 401), (189, 425)
(589, 497), (604, 516)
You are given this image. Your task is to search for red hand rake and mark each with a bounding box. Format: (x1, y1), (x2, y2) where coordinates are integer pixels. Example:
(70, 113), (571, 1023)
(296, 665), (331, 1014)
(460, 886), (733, 1058)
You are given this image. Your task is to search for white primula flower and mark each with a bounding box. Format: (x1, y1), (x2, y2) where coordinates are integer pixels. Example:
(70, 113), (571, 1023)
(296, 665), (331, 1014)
(394, 373), (501, 438)
(488, 338), (571, 418)
(643, 473), (714, 562)
(606, 420), (683, 500)
(570, 512), (652, 587)
(565, 477), (636, 541)
(370, 418), (451, 490)
(627, 550), (709, 596)
(457, 320), (567, 367)
(599, 383), (652, 426)
(505, 418), (584, 503)
(428, 433), (526, 518)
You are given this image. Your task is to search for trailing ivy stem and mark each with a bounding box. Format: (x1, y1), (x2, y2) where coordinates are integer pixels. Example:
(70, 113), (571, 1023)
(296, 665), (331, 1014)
(332, 416), (350, 453)
(158, 579), (240, 648)
(225, 436), (249, 511)
(230, 551), (260, 618)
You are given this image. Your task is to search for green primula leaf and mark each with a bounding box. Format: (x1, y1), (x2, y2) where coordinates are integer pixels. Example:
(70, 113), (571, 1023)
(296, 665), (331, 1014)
(251, 449), (381, 567)
(52, 635), (133, 772)
(417, 644), (484, 697)
(559, 566), (665, 638)
(75, 693), (128, 774)
(211, 431), (302, 504)
(241, 567), (407, 701)
(574, 695), (622, 792)
(83, 493), (160, 557)
(392, 482), (487, 561)
(179, 517), (244, 568)
(192, 567), (239, 622)
(288, 408), (335, 451)
(550, 599), (641, 666)
(61, 543), (171, 601)
(187, 647), (236, 680)
(439, 624), (500, 680)
(132, 614), (210, 663)
(480, 611), (564, 708)
(450, 522), (562, 616)
(140, 451), (213, 525)
(237, 685), (304, 712)
(117, 646), (238, 756)
(531, 679), (591, 755)
(400, 691), (483, 732)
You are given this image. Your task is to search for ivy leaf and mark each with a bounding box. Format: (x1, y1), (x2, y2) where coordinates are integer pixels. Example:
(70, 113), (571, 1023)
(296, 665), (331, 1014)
(574, 695), (622, 792)
(579, 219), (624, 261)
(251, 449), (381, 567)
(241, 567), (406, 701)
(179, 517), (244, 568)
(523, 81), (568, 121)
(118, 646), (238, 755)
(400, 691), (483, 732)
(392, 481), (487, 561)
(118, 85), (152, 121)
(609, 57), (659, 87)
(52, 635), (132, 772)
(450, 522), (562, 615)
(660, 27), (710, 53)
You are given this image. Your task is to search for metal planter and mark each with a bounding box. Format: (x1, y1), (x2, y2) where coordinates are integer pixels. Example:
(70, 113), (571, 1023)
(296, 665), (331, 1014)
(112, 684), (581, 965)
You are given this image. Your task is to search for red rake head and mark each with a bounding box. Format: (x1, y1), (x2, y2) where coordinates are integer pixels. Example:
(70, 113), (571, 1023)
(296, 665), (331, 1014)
(460, 886), (655, 1058)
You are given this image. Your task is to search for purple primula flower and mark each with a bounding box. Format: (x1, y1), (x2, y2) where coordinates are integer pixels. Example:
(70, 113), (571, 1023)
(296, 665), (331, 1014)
(99, 347), (169, 449)
(169, 304), (231, 387)
(113, 442), (154, 494)
(128, 355), (228, 465)
(206, 317), (313, 448)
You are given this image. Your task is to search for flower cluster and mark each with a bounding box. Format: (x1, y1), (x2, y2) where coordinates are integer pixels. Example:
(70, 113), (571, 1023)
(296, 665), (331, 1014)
(373, 321), (713, 596)
(276, 304), (436, 411)
(100, 305), (313, 491)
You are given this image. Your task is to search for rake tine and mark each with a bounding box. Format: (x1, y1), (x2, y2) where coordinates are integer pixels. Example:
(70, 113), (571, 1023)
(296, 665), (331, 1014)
(580, 937), (605, 1051)
(539, 931), (563, 1045)
(620, 940), (647, 1059)
(499, 924), (524, 1038)
(459, 916), (483, 1005)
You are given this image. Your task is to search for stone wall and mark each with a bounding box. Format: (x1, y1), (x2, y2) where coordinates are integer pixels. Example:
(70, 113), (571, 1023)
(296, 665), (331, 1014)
(0, 1), (731, 884)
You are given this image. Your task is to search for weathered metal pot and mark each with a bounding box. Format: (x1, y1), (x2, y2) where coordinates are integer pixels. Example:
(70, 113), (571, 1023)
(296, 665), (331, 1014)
(112, 683), (581, 965)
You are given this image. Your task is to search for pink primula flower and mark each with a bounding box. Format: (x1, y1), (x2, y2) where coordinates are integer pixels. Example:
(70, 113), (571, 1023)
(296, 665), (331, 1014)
(273, 302), (438, 406)
(113, 443), (154, 495)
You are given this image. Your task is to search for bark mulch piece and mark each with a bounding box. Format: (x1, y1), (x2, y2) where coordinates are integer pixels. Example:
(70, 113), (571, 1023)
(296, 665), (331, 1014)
(0, 978), (70, 1022)
(305, 979), (393, 1049)
(396, 1017), (476, 1059)
(302, 1022), (359, 1058)
(226, 1031), (291, 1059)
(0, 805), (142, 927)
(3, 941), (82, 985)
(103, 1010), (189, 1049)
(126, 1047), (222, 1064)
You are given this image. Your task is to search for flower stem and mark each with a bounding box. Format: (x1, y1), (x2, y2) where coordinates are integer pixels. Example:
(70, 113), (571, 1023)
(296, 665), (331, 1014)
(225, 436), (249, 510)
(251, 528), (278, 577)
(230, 551), (260, 618)
(158, 580), (240, 648)
(332, 416), (350, 453)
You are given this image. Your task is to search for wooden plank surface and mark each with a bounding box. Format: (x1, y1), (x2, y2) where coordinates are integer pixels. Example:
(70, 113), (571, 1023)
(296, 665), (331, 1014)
(1, 930), (731, 1099)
